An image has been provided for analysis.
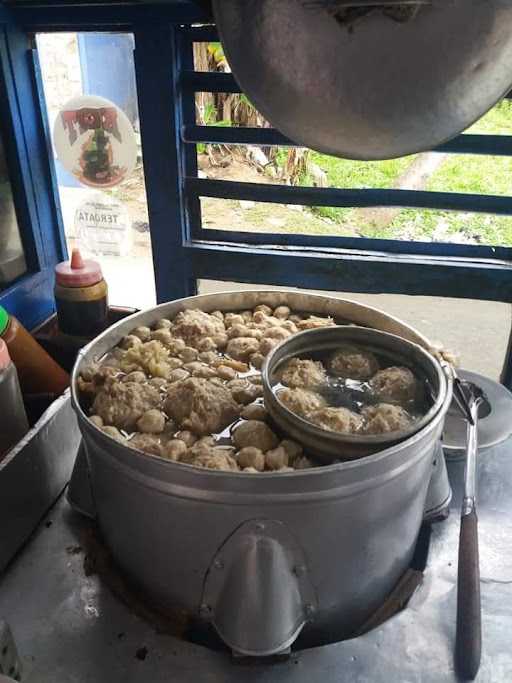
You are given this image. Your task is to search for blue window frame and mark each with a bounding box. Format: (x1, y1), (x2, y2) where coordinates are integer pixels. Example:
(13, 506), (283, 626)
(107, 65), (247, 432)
(0, 8), (66, 329)
(3, 1), (512, 385)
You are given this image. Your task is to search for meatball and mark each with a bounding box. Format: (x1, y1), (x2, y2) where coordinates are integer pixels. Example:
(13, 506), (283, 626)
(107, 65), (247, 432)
(294, 456), (314, 470)
(128, 432), (163, 456)
(280, 358), (327, 389)
(136, 409), (166, 434)
(150, 377), (168, 389)
(241, 403), (268, 422)
(277, 387), (326, 418)
(226, 337), (260, 361)
(101, 425), (125, 442)
(184, 443), (239, 472)
(259, 338), (280, 356)
(224, 313), (245, 327)
(197, 337), (217, 352)
(329, 344), (379, 380)
(154, 318), (172, 330)
(120, 334), (142, 350)
(274, 305), (291, 320)
(309, 407), (363, 434)
(164, 377), (239, 436)
(216, 365), (237, 381)
(179, 346), (199, 363)
(175, 430), (197, 447)
(212, 333), (228, 350)
(228, 379), (263, 405)
(162, 439), (188, 461)
(232, 420), (279, 452)
(198, 351), (218, 365)
(171, 309), (225, 348)
(132, 326), (151, 342)
(168, 368), (190, 383)
(265, 446), (289, 471)
(266, 327), (290, 342)
(370, 366), (417, 403)
(227, 324), (261, 340)
(237, 447), (265, 471)
(122, 371), (147, 384)
(92, 381), (161, 431)
(254, 304), (273, 316)
(150, 329), (173, 345)
(280, 439), (303, 463)
(362, 403), (413, 434)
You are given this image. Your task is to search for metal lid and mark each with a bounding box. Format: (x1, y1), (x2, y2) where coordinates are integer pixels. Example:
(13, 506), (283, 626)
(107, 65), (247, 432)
(0, 305), (9, 336)
(443, 369), (512, 454)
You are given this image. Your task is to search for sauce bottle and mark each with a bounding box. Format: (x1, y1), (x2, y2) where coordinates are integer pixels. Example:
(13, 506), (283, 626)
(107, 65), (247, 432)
(0, 305), (69, 395)
(54, 248), (108, 337)
(0, 338), (29, 460)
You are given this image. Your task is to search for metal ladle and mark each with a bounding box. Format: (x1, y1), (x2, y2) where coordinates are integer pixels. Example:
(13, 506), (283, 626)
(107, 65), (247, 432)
(453, 377), (486, 680)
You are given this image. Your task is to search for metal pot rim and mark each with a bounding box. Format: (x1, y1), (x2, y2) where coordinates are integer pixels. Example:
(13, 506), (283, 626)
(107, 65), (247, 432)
(71, 289), (448, 480)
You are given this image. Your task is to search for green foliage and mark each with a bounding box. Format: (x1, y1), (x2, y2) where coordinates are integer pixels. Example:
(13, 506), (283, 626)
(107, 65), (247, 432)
(285, 100), (512, 246)
(207, 42), (225, 65)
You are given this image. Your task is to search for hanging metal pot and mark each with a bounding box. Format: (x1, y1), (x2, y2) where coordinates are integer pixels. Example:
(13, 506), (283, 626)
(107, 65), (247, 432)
(213, 0), (512, 159)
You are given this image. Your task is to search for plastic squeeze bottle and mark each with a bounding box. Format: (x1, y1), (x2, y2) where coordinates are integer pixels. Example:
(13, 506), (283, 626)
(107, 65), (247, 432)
(0, 305), (69, 395)
(54, 248), (108, 337)
(0, 338), (29, 460)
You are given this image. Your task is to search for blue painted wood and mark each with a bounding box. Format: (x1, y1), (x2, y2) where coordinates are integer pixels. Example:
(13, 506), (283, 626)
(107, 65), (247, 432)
(187, 177), (512, 216)
(182, 71), (242, 95)
(176, 28), (202, 242)
(182, 25), (218, 42)
(195, 228), (512, 262)
(11, 3), (208, 30)
(29, 47), (67, 265)
(184, 122), (512, 158)
(134, 23), (196, 302)
(0, 23), (65, 327)
(186, 242), (512, 303)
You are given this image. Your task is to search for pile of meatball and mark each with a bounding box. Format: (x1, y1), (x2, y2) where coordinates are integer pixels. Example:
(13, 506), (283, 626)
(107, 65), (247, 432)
(276, 344), (419, 436)
(78, 305), (337, 473)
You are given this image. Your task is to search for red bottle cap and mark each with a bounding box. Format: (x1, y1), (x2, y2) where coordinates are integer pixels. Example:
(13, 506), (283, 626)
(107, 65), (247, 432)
(55, 249), (103, 288)
(0, 338), (11, 370)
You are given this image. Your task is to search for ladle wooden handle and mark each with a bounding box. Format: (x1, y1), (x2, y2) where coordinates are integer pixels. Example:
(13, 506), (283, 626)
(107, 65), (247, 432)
(455, 509), (482, 680)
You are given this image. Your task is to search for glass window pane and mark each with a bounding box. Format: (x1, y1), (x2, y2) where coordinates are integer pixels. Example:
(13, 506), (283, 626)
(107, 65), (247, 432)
(37, 32), (156, 309)
(0, 132), (27, 289)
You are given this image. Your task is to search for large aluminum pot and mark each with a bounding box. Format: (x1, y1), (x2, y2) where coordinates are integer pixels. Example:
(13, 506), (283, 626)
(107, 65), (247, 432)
(71, 290), (452, 656)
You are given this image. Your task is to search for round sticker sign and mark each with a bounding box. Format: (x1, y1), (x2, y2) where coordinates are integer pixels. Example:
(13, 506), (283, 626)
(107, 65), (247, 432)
(74, 194), (132, 257)
(54, 95), (137, 188)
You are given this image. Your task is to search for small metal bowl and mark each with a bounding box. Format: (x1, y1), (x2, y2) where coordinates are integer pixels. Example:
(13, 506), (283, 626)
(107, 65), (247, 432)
(262, 326), (450, 463)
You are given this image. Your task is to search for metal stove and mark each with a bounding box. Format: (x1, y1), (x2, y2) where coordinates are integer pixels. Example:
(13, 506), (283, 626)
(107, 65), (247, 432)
(1, 395), (512, 681)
